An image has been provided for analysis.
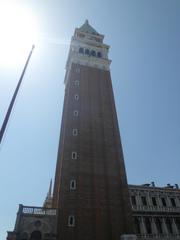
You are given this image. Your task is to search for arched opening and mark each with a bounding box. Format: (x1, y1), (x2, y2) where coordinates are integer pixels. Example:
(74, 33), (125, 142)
(166, 218), (173, 234)
(145, 217), (152, 234)
(170, 198), (176, 207)
(85, 49), (90, 55)
(131, 196), (137, 206)
(141, 196), (147, 206)
(176, 219), (180, 234)
(30, 230), (42, 240)
(97, 52), (102, 58)
(91, 50), (96, 57)
(79, 47), (84, 54)
(156, 218), (163, 234)
(152, 197), (157, 206)
(70, 180), (76, 190)
(161, 197), (167, 206)
(74, 94), (79, 101)
(68, 215), (75, 227)
(134, 217), (140, 234)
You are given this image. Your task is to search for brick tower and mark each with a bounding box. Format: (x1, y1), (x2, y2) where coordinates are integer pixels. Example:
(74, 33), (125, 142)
(53, 20), (135, 240)
(7, 20), (180, 240)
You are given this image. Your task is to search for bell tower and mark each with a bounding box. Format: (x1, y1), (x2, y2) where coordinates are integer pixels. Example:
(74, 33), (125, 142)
(53, 20), (136, 240)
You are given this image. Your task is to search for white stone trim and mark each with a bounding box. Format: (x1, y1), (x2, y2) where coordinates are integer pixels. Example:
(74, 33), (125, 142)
(72, 129), (78, 136)
(71, 151), (78, 160)
(68, 215), (75, 227)
(70, 180), (76, 190)
(64, 25), (111, 85)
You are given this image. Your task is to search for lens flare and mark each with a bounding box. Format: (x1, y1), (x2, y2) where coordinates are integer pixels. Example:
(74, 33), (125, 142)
(0, 3), (38, 67)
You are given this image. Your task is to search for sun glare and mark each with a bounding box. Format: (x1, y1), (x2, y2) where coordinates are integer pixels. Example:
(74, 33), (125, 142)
(0, 3), (38, 67)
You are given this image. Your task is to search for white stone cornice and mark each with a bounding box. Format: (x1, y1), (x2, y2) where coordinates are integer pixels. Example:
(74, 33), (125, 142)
(72, 37), (109, 49)
(64, 53), (111, 85)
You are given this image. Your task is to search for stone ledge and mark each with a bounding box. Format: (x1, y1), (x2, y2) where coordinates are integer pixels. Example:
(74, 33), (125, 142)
(121, 234), (137, 240)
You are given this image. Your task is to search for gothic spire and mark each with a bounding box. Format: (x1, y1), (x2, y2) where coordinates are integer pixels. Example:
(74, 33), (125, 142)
(43, 179), (53, 208)
(48, 178), (52, 198)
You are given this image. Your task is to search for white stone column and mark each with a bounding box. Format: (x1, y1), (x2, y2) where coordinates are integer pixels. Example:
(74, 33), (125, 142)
(162, 218), (168, 235)
(166, 196), (171, 207)
(151, 217), (158, 235)
(172, 218), (179, 234)
(157, 195), (162, 210)
(139, 217), (146, 235)
(147, 192), (151, 207)
(137, 194), (141, 205)
(136, 194), (141, 211)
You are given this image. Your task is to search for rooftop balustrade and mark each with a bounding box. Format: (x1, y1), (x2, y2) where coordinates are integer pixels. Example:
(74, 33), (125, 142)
(18, 205), (57, 216)
(137, 233), (180, 239)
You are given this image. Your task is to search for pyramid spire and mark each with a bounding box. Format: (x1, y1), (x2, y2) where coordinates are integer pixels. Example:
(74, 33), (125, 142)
(78, 19), (99, 35)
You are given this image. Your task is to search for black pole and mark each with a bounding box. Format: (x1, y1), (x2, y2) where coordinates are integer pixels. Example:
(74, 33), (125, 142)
(0, 45), (35, 144)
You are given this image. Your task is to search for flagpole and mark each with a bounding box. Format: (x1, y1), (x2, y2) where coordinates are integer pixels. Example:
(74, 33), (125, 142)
(0, 45), (35, 144)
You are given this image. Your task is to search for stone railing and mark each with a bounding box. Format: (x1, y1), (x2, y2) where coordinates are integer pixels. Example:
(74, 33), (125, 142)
(137, 233), (180, 239)
(19, 205), (57, 216)
(132, 205), (180, 213)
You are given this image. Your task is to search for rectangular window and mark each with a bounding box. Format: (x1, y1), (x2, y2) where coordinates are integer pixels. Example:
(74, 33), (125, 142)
(170, 198), (176, 207)
(152, 197), (157, 206)
(71, 151), (77, 160)
(74, 80), (80, 86)
(72, 129), (78, 136)
(141, 196), (147, 206)
(131, 196), (137, 206)
(70, 180), (76, 190)
(73, 110), (79, 117)
(161, 197), (167, 207)
(68, 215), (75, 227)
(74, 94), (79, 100)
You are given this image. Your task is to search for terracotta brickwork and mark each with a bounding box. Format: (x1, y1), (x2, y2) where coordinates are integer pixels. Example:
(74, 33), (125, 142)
(53, 63), (134, 240)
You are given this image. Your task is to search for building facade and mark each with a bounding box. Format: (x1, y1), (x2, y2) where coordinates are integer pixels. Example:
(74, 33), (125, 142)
(6, 21), (180, 240)
(130, 183), (180, 239)
(7, 183), (180, 240)
(7, 205), (57, 240)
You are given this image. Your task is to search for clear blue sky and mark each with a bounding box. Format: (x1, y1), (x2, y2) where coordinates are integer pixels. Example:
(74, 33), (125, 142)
(0, 0), (180, 238)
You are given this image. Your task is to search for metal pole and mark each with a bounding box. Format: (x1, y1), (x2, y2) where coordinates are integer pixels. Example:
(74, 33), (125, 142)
(0, 45), (35, 144)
